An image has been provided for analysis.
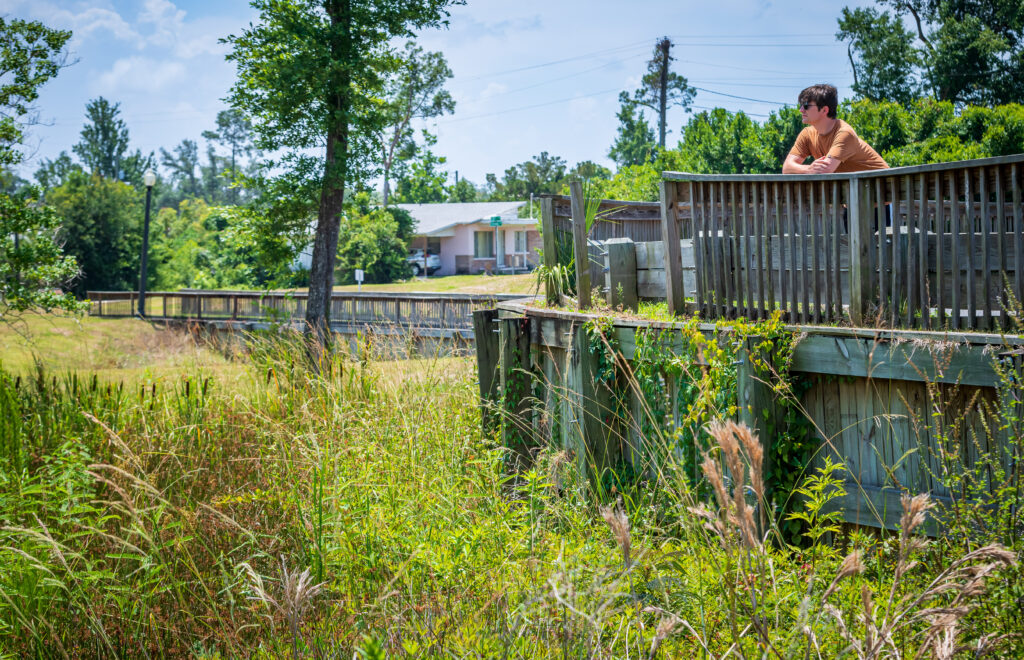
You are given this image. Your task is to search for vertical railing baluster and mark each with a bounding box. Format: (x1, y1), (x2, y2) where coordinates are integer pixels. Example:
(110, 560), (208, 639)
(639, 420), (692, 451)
(876, 178), (886, 324)
(799, 183), (809, 323)
(917, 174), (928, 329)
(719, 182), (733, 317)
(950, 172), (962, 330)
(764, 182), (774, 315)
(903, 175), (915, 327)
(964, 169), (976, 329)
(812, 182), (822, 324)
(730, 182), (742, 318)
(980, 167), (992, 329)
(890, 176), (902, 328)
(741, 183), (751, 318)
(831, 180), (839, 319)
(786, 184), (797, 322)
(995, 166), (1007, 329)
(707, 183), (720, 318)
(774, 183), (785, 319)
(1014, 164), (1024, 312)
(935, 173), (945, 327)
(690, 182), (706, 317)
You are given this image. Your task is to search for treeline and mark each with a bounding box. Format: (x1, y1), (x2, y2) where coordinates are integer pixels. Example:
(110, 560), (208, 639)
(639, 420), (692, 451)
(5, 0), (1024, 304)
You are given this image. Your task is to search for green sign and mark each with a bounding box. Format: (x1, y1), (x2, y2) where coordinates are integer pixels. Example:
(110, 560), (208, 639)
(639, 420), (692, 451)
(489, 215), (502, 227)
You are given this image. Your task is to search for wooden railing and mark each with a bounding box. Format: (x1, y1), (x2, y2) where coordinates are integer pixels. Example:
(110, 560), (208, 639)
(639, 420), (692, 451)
(88, 290), (531, 329)
(660, 154), (1024, 330)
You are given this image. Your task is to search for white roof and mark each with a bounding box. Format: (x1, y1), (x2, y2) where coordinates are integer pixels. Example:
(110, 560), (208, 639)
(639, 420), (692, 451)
(395, 201), (529, 236)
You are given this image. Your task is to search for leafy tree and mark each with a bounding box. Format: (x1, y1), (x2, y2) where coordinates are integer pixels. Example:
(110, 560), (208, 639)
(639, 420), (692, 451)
(160, 139), (201, 197)
(224, 0), (463, 341)
(837, 7), (923, 105)
(46, 170), (142, 296)
(837, 0), (1024, 106)
(588, 163), (661, 201)
(201, 109), (256, 203)
(34, 151), (81, 189)
(72, 97), (154, 185)
(335, 193), (411, 283)
(619, 38), (695, 148)
(393, 132), (448, 203)
(378, 42), (455, 204)
(0, 17), (69, 166)
(608, 101), (657, 168)
(485, 151), (567, 200)
(568, 160), (612, 181)
(0, 17), (82, 319)
(446, 177), (479, 202)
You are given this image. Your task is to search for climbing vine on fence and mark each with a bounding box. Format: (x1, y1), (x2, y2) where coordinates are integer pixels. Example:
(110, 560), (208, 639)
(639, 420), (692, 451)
(583, 312), (816, 532)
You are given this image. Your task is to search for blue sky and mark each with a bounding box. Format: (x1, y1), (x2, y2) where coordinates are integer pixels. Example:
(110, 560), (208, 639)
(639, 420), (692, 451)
(7, 0), (874, 188)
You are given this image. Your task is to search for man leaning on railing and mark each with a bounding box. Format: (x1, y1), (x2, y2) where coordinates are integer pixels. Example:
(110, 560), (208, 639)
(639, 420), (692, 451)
(782, 84), (889, 175)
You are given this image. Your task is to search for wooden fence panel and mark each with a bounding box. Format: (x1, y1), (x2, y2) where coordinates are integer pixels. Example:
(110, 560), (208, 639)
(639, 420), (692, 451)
(663, 155), (1024, 329)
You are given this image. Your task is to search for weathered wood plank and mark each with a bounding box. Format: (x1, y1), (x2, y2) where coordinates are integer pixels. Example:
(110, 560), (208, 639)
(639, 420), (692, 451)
(473, 309), (501, 433)
(605, 237), (638, 311)
(660, 181), (685, 315)
(789, 334), (999, 386)
(570, 182), (591, 309)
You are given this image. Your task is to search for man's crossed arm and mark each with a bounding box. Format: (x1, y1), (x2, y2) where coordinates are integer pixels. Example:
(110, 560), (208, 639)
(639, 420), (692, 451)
(782, 153), (841, 174)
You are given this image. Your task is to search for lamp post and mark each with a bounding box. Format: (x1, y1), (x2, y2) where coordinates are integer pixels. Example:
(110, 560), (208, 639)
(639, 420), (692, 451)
(138, 169), (156, 317)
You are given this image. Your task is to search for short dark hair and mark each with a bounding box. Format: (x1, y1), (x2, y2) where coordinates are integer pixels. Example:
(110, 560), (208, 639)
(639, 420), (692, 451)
(798, 84), (838, 119)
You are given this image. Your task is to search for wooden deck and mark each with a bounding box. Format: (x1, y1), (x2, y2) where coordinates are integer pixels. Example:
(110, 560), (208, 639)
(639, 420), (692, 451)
(88, 289), (533, 333)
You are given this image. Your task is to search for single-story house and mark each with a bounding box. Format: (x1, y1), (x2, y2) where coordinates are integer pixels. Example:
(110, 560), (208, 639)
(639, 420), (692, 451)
(395, 201), (540, 276)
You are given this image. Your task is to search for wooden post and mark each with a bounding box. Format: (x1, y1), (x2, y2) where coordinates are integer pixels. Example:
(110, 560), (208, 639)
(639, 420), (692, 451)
(848, 177), (873, 325)
(569, 182), (591, 309)
(660, 180), (685, 314)
(499, 316), (534, 471)
(604, 237), (638, 311)
(472, 309), (501, 434)
(540, 197), (561, 306)
(569, 323), (622, 484)
(736, 334), (779, 501)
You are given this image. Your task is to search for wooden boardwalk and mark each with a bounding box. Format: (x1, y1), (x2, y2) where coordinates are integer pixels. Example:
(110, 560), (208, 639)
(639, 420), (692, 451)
(88, 289), (533, 338)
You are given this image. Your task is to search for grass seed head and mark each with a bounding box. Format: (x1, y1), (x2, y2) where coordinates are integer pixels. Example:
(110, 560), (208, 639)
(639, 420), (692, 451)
(600, 500), (632, 569)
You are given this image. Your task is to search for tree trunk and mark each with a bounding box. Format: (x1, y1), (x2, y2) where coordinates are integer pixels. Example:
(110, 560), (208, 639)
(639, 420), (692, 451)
(305, 0), (351, 345)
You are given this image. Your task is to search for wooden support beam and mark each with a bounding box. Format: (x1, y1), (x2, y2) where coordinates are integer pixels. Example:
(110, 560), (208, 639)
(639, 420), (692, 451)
(499, 315), (535, 471)
(604, 237), (638, 311)
(472, 309), (501, 434)
(569, 181), (591, 309)
(569, 323), (622, 485)
(540, 196), (561, 306)
(736, 335), (780, 501)
(660, 180), (685, 315)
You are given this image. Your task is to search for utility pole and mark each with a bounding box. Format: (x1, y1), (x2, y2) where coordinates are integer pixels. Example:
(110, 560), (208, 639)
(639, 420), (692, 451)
(657, 37), (670, 149)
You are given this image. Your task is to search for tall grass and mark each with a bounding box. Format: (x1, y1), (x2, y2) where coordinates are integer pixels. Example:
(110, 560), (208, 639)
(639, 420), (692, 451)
(0, 326), (1020, 657)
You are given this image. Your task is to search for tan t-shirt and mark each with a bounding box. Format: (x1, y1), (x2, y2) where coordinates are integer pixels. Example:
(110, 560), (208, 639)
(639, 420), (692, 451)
(789, 120), (889, 173)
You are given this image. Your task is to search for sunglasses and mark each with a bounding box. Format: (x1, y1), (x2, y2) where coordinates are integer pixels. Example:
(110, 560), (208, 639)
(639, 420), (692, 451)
(799, 103), (819, 110)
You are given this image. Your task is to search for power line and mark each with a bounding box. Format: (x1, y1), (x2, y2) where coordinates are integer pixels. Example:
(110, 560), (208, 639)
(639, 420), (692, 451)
(476, 52), (649, 100)
(692, 86), (788, 105)
(460, 39), (653, 81)
(438, 87), (622, 124)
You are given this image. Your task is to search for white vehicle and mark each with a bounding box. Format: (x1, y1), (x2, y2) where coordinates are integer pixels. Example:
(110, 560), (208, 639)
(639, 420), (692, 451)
(407, 249), (441, 276)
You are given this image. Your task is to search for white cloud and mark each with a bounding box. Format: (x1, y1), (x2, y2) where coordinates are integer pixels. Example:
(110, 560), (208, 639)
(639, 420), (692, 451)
(95, 56), (186, 94)
(479, 82), (509, 100)
(69, 7), (142, 43)
(137, 0), (187, 48)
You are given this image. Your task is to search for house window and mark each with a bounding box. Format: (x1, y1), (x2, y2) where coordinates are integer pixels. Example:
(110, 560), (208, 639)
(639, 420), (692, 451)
(473, 231), (494, 258)
(514, 231), (527, 253)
